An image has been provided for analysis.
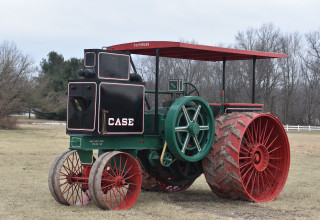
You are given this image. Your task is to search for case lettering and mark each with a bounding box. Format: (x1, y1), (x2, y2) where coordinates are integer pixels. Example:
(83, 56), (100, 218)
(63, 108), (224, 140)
(108, 118), (134, 126)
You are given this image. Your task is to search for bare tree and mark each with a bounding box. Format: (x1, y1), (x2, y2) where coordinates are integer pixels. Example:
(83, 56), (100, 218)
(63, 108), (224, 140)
(0, 41), (34, 128)
(278, 32), (302, 124)
(300, 29), (320, 125)
(234, 24), (283, 115)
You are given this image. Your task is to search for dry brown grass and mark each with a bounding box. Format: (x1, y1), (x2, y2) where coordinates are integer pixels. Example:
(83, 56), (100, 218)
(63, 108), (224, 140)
(0, 116), (18, 129)
(0, 119), (320, 220)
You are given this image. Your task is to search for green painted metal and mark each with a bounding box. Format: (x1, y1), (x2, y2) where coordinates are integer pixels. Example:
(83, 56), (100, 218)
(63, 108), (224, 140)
(69, 135), (163, 151)
(144, 111), (167, 135)
(148, 151), (160, 167)
(168, 79), (179, 91)
(161, 152), (173, 167)
(165, 96), (215, 162)
(77, 149), (94, 165)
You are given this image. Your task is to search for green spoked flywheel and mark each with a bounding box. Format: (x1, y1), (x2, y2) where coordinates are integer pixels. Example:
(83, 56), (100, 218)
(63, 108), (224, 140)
(165, 96), (214, 162)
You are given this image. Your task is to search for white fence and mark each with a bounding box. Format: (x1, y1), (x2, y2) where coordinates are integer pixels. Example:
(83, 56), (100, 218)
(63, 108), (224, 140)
(283, 125), (320, 132)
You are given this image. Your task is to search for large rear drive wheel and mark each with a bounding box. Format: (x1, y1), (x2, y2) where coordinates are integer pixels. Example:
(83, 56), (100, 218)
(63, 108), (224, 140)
(203, 112), (290, 202)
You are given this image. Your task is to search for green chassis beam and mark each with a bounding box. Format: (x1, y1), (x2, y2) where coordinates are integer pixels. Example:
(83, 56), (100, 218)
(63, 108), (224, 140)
(70, 135), (163, 151)
(69, 135), (163, 164)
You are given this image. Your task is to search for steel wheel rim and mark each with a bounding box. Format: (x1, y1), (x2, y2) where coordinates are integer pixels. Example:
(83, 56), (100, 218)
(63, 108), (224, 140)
(48, 150), (69, 204)
(239, 115), (290, 202)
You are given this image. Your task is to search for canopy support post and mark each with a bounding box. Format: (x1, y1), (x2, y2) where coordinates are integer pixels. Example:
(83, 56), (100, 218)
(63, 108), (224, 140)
(252, 56), (256, 104)
(222, 57), (226, 103)
(155, 48), (160, 134)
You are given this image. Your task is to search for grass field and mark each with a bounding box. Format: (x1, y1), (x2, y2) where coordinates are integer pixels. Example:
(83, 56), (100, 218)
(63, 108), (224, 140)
(0, 118), (320, 219)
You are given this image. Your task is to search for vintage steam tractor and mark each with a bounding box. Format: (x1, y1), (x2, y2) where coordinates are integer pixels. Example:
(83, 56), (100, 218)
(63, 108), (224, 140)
(48, 41), (290, 210)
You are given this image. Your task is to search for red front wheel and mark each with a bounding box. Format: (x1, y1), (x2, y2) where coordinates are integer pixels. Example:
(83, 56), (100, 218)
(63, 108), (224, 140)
(89, 151), (142, 210)
(48, 150), (91, 205)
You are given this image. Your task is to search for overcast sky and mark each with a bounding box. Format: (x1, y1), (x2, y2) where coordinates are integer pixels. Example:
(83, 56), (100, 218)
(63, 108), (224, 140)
(1, 0), (320, 65)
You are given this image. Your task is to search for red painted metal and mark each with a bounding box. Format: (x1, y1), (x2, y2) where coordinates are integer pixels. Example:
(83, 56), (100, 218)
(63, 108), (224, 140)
(91, 151), (142, 210)
(202, 112), (290, 202)
(107, 41), (286, 62)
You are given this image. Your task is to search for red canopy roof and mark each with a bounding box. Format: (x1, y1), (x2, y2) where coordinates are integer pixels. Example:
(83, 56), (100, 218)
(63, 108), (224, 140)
(107, 41), (286, 62)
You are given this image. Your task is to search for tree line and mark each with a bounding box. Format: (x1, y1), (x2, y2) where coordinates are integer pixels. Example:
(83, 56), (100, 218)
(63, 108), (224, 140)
(0, 47), (82, 128)
(136, 24), (320, 126)
(0, 23), (319, 129)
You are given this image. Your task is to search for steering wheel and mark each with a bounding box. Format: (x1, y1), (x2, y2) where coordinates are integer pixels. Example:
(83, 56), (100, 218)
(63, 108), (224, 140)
(184, 83), (200, 96)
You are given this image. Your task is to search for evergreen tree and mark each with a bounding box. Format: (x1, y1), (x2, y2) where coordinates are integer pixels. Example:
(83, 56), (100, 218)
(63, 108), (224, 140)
(33, 52), (83, 120)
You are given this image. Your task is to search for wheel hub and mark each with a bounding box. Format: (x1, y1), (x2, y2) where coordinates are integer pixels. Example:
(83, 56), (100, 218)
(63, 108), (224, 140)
(66, 173), (76, 184)
(115, 177), (126, 187)
(251, 145), (269, 171)
(188, 122), (200, 136)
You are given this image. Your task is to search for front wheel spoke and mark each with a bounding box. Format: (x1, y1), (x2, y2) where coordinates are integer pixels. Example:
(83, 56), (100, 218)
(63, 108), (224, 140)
(111, 187), (119, 207)
(118, 187), (128, 203)
(62, 164), (73, 175)
(125, 182), (138, 186)
(101, 182), (115, 190)
(74, 184), (82, 204)
(192, 105), (201, 122)
(115, 187), (124, 203)
(181, 134), (190, 153)
(193, 136), (201, 152)
(102, 170), (115, 180)
(124, 173), (138, 180)
(199, 125), (209, 131)
(182, 106), (191, 123)
(107, 161), (117, 177)
(120, 158), (129, 176)
(175, 126), (188, 132)
(120, 187), (129, 203)
(62, 182), (73, 195)
(122, 185), (134, 194)
(122, 164), (134, 178)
